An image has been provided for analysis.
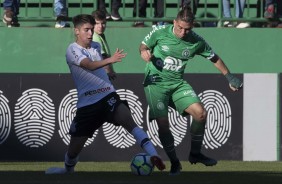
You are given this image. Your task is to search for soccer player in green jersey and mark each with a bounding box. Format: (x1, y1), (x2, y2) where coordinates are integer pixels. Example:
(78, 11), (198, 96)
(139, 6), (242, 175)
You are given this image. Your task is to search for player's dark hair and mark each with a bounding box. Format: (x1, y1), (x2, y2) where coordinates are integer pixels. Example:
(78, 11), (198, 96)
(91, 10), (106, 21)
(176, 6), (195, 23)
(72, 14), (95, 28)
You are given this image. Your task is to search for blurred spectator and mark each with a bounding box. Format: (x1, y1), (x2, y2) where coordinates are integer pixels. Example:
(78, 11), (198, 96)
(256, 0), (282, 27)
(277, 1), (282, 19)
(91, 10), (116, 80)
(2, 0), (21, 27)
(132, 0), (147, 27)
(152, 0), (165, 26)
(222, 0), (250, 28)
(264, 0), (275, 18)
(181, 0), (201, 27)
(54, 0), (69, 28)
(181, 0), (200, 14)
(263, 0), (282, 19)
(97, 0), (122, 21)
(265, 0), (282, 27)
(133, 0), (171, 27)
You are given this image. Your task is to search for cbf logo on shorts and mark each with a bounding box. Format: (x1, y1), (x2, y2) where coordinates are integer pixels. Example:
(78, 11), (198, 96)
(155, 56), (184, 72)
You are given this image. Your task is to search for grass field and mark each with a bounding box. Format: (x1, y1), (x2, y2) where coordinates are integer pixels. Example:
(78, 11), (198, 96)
(1, 161), (282, 184)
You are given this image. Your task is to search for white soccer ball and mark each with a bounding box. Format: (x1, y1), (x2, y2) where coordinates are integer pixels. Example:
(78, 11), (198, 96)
(130, 153), (154, 176)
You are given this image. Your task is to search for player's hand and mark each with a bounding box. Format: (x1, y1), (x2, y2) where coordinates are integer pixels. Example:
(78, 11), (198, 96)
(225, 72), (243, 91)
(140, 49), (152, 62)
(112, 48), (127, 63)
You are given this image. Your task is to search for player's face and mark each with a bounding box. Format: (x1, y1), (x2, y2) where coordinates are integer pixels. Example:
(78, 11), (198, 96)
(75, 23), (94, 48)
(94, 19), (106, 35)
(173, 20), (193, 39)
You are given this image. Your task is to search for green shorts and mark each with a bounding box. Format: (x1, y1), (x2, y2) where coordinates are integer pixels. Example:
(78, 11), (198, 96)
(144, 81), (200, 120)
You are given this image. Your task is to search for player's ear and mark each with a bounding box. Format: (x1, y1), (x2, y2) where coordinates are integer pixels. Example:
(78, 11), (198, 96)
(74, 28), (79, 36)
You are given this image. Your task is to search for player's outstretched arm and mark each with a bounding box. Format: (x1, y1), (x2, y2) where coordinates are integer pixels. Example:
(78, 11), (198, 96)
(80, 48), (126, 70)
(212, 56), (243, 91)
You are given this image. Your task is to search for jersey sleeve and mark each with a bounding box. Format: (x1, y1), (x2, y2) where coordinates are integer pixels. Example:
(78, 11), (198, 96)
(141, 26), (165, 49)
(198, 42), (216, 60)
(65, 42), (102, 66)
(66, 44), (88, 66)
(192, 32), (216, 60)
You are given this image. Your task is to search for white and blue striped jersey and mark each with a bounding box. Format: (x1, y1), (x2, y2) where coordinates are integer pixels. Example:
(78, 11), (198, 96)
(66, 41), (115, 108)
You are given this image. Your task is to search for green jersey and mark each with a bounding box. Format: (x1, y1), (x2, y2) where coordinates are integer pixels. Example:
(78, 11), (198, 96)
(93, 33), (111, 57)
(142, 25), (215, 83)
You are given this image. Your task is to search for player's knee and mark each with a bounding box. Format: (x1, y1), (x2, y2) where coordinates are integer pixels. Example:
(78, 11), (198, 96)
(194, 110), (207, 123)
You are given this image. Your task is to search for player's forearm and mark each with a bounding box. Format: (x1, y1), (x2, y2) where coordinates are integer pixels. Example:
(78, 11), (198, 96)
(81, 58), (113, 71)
(139, 43), (150, 53)
(213, 58), (230, 75)
(139, 44), (152, 62)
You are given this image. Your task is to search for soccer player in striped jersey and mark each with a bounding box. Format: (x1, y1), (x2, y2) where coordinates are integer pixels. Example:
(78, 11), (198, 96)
(45, 14), (165, 174)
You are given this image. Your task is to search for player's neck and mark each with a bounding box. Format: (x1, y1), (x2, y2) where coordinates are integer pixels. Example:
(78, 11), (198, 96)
(76, 40), (91, 49)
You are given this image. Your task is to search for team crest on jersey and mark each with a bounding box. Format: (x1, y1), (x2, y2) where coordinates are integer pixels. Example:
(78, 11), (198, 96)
(182, 48), (190, 58)
(157, 101), (165, 110)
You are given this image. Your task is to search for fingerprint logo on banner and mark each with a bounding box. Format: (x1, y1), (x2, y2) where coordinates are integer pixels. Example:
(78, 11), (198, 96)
(198, 90), (231, 149)
(14, 88), (55, 148)
(146, 106), (188, 148)
(103, 89), (143, 148)
(0, 91), (11, 144)
(58, 89), (96, 146)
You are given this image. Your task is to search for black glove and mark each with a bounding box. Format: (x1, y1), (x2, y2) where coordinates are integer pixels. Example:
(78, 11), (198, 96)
(225, 72), (243, 91)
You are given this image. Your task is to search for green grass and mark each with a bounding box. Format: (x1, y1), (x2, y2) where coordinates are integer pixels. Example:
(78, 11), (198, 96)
(1, 161), (282, 184)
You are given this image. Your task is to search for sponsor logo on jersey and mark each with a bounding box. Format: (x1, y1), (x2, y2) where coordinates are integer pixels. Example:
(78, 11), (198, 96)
(155, 56), (183, 72)
(161, 45), (169, 52)
(144, 25), (165, 41)
(71, 50), (78, 59)
(84, 87), (111, 96)
(183, 90), (197, 97)
(206, 51), (215, 60)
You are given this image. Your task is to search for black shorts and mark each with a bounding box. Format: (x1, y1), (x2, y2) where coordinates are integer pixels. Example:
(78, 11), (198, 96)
(69, 92), (126, 137)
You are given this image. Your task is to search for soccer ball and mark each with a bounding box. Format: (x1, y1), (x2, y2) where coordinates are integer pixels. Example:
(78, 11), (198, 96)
(130, 153), (154, 176)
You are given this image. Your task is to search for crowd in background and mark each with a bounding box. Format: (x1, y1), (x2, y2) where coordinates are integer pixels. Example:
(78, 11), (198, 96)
(1, 0), (282, 28)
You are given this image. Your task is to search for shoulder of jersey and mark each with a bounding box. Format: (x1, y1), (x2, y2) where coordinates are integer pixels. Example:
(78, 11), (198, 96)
(91, 41), (101, 49)
(152, 24), (170, 35)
